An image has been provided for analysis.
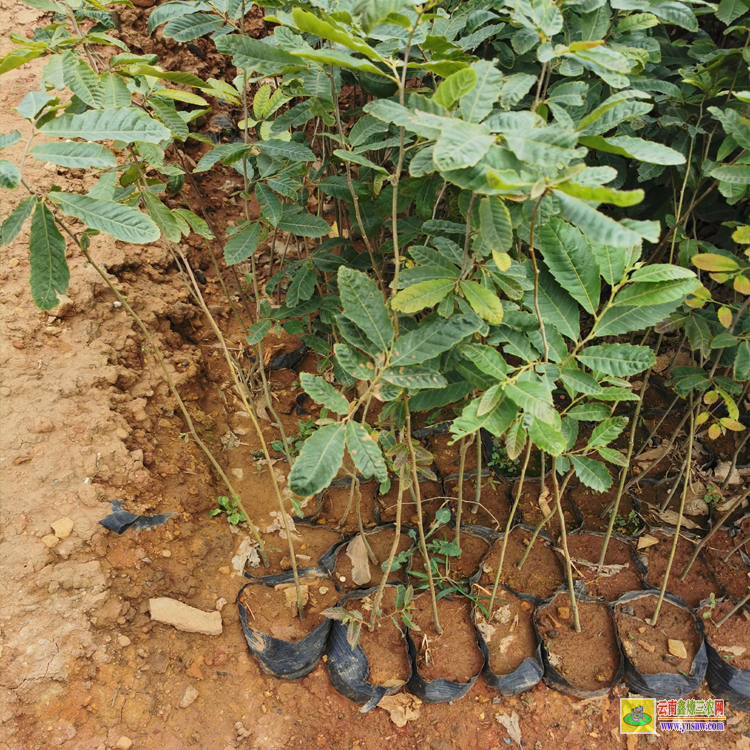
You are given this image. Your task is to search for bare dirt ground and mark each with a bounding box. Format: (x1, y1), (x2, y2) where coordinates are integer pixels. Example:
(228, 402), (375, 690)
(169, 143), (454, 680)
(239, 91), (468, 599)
(1, 3), (749, 749)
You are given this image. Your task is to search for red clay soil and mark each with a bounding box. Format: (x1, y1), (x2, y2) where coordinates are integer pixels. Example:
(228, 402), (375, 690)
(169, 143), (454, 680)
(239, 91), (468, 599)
(480, 526), (565, 601)
(701, 529), (750, 599)
(474, 589), (538, 675)
(375, 480), (445, 527)
(239, 577), (340, 641)
(317, 481), (379, 532)
(333, 528), (413, 591)
(537, 594), (620, 692)
(409, 525), (491, 584)
(411, 596), (484, 683)
(264, 523), (343, 573)
(515, 477), (580, 536)
(643, 530), (723, 607)
(444, 473), (514, 531)
(561, 533), (643, 601)
(699, 600), (750, 671)
(429, 432), (479, 477)
(615, 594), (701, 676)
(344, 587), (411, 685)
(571, 484), (641, 535)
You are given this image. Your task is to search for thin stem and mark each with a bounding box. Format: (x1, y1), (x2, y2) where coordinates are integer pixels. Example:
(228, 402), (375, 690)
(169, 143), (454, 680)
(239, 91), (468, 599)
(715, 591), (750, 628)
(488, 440), (531, 616)
(455, 435), (472, 548)
(721, 430), (750, 491)
(528, 198), (548, 360)
(649, 396), (695, 626)
(471, 434), (482, 514)
(553, 461), (580, 632)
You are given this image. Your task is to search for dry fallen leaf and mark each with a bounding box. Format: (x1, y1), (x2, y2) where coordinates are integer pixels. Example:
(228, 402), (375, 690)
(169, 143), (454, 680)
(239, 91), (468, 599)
(255, 395), (271, 421)
(345, 534), (372, 586)
(637, 534), (659, 550)
(378, 694), (422, 727)
(636, 446), (669, 463)
(654, 510), (701, 529)
(668, 639), (687, 659)
(496, 711), (522, 747)
(718, 645), (747, 656)
(283, 584), (309, 617)
(476, 621), (496, 644)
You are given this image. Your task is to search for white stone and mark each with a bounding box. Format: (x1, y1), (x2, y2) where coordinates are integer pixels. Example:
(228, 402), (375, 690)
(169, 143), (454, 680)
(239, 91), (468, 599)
(115, 737), (133, 750)
(149, 598), (222, 635)
(51, 518), (74, 539)
(179, 686), (199, 709)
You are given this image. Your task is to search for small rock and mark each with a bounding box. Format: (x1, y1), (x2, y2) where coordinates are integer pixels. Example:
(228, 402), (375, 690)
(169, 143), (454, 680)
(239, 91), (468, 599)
(557, 607), (570, 620)
(668, 639), (687, 659)
(149, 598), (223, 636)
(51, 517), (74, 539)
(186, 659), (204, 680)
(623, 641), (635, 658)
(215, 598), (228, 612)
(32, 418), (54, 434)
(42, 534), (59, 549)
(161, 550), (172, 558)
(620, 605), (636, 616)
(638, 639), (655, 653)
(11, 340), (24, 349)
(179, 686), (199, 709)
(663, 654), (680, 665)
(546, 629), (559, 639)
(218, 566), (231, 575)
(49, 294), (74, 318)
(117, 636), (131, 647)
(115, 738), (133, 750)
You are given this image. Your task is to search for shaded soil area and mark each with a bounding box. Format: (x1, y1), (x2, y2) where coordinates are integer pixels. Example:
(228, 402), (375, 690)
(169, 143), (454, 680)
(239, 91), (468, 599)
(444, 473), (513, 531)
(700, 529), (750, 600)
(514, 477), (581, 536)
(571, 484), (642, 535)
(409, 525), (491, 585)
(699, 600), (750, 672)
(615, 594), (702, 676)
(537, 595), (620, 692)
(333, 528), (412, 591)
(411, 597), (484, 683)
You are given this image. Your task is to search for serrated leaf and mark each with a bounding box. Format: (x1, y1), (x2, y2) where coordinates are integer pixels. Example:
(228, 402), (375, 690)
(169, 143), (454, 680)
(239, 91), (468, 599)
(538, 218), (600, 314)
(0, 160), (20, 190)
(597, 447), (629, 467)
(556, 181), (644, 208)
(479, 196), (512, 253)
(62, 54), (101, 108)
(300, 372), (350, 414)
(594, 300), (682, 337)
(277, 212), (330, 238)
(256, 139), (315, 162)
(525, 264), (580, 341)
(163, 13), (224, 42)
(338, 267), (393, 352)
(554, 190), (642, 247)
(433, 67), (477, 110)
(334, 343), (375, 380)
(577, 343), (655, 377)
(433, 122), (495, 171)
(590, 242), (628, 286)
(459, 280), (504, 324)
(461, 343), (507, 380)
(571, 455), (612, 491)
(143, 192), (181, 242)
(40, 108), (170, 144)
(505, 381), (556, 424)
(710, 165), (750, 185)
(346, 421), (387, 482)
(1, 196), (36, 245)
(587, 416), (628, 448)
(528, 417), (566, 456)
(391, 278), (455, 313)
(31, 142), (117, 169)
(460, 60), (504, 124)
(288, 424), (346, 497)
(149, 98), (189, 141)
(215, 34), (300, 71)
(224, 223), (262, 265)
(561, 369), (601, 395)
(613, 278), (699, 307)
(50, 192), (159, 243)
(0, 131), (21, 151)
(567, 402), (610, 421)
(579, 135), (685, 166)
(29, 202), (69, 310)
(390, 314), (480, 367)
(381, 366), (448, 389)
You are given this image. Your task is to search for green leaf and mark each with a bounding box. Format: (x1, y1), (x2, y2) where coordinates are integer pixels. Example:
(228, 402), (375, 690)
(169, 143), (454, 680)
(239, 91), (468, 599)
(390, 314), (480, 367)
(460, 60), (504, 124)
(62, 53), (101, 108)
(590, 242), (629, 286)
(333, 149), (388, 174)
(255, 139), (315, 162)
(142, 192), (181, 243)
(345, 421), (387, 482)
(349, 115), (389, 148)
(554, 190), (642, 247)
(460, 280), (504, 324)
(577, 343), (655, 377)
(286, 264), (317, 307)
(277, 212), (330, 238)
(560, 369), (601, 395)
(594, 301), (682, 337)
(163, 14), (224, 42)
(0, 131), (21, 151)
(224, 222), (262, 265)
(391, 278), (455, 313)
(479, 196), (512, 253)
(293, 48), (385, 77)
(334, 343), (375, 380)
(433, 67), (477, 110)
(613, 278), (699, 307)
(525, 265), (580, 341)
(246, 319), (272, 345)
(709, 107), (750, 151)
(40, 108), (170, 144)
(433, 122), (495, 171)
(150, 98), (189, 141)
(381, 366), (448, 389)
(592, 387), (639, 403)
(300, 372), (350, 415)
(0, 160), (20, 190)
(528, 417), (566, 456)
(1, 196), (36, 245)
(173, 208), (213, 239)
(556, 181), (644, 208)
(29, 202), (69, 310)
(710, 165), (750, 185)
(96, 73), (132, 109)
(338, 267), (393, 352)
(50, 192), (159, 243)
(288, 424), (346, 497)
(579, 135), (685, 165)
(499, 122), (580, 166)
(567, 403), (610, 421)
(735, 340), (750, 382)
(505, 381), (556, 425)
(290, 8), (382, 61)
(587, 416), (628, 448)
(716, 0), (750, 24)
(597, 447), (629, 467)
(571, 455), (612, 491)
(460, 343), (507, 380)
(31, 142), (117, 169)
(215, 34), (300, 71)
(0, 49), (44, 77)
(538, 218), (600, 314)
(452, 394), (518, 440)
(354, 0), (416, 32)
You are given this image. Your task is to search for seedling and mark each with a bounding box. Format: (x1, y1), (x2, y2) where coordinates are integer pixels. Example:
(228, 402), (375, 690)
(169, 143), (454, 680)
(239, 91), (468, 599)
(209, 495), (244, 525)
